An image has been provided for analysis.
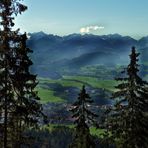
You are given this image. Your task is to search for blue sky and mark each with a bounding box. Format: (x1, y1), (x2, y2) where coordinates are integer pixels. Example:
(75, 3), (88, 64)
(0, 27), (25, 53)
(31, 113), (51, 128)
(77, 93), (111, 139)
(15, 0), (148, 38)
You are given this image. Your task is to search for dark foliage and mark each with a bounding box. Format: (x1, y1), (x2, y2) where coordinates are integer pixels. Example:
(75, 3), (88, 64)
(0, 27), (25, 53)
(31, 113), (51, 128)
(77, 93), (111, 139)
(110, 47), (148, 148)
(20, 126), (114, 148)
(21, 126), (73, 148)
(0, 0), (43, 147)
(69, 85), (98, 148)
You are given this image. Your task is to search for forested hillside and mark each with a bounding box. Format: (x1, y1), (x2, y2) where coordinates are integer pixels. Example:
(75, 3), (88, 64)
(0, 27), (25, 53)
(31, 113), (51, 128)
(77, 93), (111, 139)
(0, 0), (148, 148)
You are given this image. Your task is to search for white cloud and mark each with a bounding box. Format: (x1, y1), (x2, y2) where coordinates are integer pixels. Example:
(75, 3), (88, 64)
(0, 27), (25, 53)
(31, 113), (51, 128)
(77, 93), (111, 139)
(80, 25), (104, 33)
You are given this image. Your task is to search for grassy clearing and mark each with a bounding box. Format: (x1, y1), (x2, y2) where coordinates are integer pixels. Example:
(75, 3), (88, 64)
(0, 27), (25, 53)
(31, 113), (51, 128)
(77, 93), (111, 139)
(90, 127), (105, 138)
(43, 124), (105, 138)
(38, 76), (118, 92)
(37, 76), (119, 103)
(38, 77), (83, 89)
(63, 76), (118, 92)
(37, 87), (65, 103)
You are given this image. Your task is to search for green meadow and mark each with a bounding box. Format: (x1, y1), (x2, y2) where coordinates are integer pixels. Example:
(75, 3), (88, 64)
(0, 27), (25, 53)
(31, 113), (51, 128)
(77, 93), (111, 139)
(37, 87), (65, 103)
(37, 76), (118, 103)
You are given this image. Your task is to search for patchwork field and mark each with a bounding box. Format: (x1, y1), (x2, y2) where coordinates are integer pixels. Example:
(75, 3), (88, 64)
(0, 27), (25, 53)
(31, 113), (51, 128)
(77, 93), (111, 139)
(37, 87), (65, 103)
(37, 76), (118, 104)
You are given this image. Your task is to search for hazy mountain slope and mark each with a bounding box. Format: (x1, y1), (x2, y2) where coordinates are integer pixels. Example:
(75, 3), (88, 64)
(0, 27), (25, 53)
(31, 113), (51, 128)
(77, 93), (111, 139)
(27, 32), (148, 77)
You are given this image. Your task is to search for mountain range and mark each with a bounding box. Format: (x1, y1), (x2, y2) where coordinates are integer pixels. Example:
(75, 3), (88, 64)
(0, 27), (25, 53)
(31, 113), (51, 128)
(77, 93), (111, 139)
(27, 32), (148, 77)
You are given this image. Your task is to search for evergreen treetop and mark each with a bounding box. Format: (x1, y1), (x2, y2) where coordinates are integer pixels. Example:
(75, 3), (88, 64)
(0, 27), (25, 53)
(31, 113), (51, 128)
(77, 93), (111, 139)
(111, 46), (148, 148)
(0, 0), (44, 147)
(70, 85), (98, 148)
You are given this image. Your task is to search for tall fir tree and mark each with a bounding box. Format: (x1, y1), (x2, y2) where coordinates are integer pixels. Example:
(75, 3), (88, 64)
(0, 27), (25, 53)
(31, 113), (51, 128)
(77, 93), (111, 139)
(69, 85), (98, 148)
(110, 46), (148, 148)
(0, 0), (43, 147)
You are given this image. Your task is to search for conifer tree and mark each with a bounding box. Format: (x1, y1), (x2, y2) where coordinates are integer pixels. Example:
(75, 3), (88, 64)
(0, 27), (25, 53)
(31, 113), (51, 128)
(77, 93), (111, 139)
(10, 33), (44, 146)
(111, 46), (148, 148)
(0, 0), (43, 147)
(69, 85), (97, 148)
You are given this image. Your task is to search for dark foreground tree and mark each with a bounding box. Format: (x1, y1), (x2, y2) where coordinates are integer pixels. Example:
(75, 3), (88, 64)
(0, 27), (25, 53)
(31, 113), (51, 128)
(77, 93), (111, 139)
(0, 0), (43, 147)
(110, 46), (148, 148)
(69, 85), (98, 148)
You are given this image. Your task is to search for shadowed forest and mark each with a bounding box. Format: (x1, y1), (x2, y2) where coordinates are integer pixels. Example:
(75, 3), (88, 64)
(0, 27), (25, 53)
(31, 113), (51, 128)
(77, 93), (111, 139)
(0, 0), (148, 148)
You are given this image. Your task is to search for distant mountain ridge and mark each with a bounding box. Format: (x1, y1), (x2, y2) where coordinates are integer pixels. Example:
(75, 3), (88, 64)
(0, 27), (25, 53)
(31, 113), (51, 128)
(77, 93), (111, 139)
(27, 32), (148, 77)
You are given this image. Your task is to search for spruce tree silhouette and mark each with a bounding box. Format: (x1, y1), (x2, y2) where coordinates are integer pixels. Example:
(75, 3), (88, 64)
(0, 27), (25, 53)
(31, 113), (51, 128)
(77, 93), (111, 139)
(110, 46), (148, 148)
(0, 0), (44, 147)
(69, 85), (98, 148)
